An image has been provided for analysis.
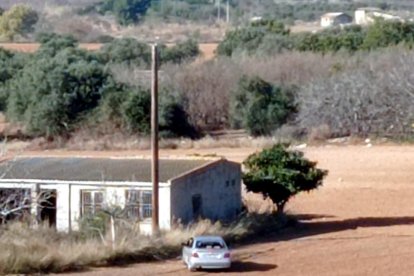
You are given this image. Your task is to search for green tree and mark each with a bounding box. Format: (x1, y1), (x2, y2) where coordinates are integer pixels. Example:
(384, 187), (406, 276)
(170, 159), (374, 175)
(217, 28), (265, 56)
(7, 48), (111, 137)
(99, 38), (151, 67)
(121, 88), (151, 134)
(243, 144), (328, 214)
(230, 76), (296, 136)
(0, 5), (38, 41)
(160, 39), (200, 64)
(362, 19), (414, 50)
(100, 0), (151, 25)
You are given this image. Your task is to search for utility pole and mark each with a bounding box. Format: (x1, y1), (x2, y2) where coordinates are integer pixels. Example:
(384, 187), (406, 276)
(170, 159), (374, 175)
(217, 0), (221, 22)
(226, 0), (230, 23)
(151, 44), (159, 234)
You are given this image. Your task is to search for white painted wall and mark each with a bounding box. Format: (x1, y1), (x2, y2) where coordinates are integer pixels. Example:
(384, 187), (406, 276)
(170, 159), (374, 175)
(0, 180), (171, 233)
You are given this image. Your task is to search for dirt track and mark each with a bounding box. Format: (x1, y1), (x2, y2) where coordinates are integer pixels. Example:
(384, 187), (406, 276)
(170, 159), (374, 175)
(52, 145), (414, 276)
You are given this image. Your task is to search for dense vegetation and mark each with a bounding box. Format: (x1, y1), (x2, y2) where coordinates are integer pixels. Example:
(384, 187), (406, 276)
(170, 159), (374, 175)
(0, 34), (200, 138)
(0, 4), (38, 41)
(218, 19), (414, 56)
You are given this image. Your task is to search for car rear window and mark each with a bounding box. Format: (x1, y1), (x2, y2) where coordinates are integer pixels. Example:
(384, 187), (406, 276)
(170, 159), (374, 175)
(195, 240), (225, 249)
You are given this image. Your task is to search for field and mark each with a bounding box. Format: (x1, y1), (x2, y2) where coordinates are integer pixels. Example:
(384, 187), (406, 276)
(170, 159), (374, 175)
(17, 144), (408, 275)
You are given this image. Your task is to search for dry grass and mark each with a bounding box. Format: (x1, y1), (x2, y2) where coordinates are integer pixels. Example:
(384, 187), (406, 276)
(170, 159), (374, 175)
(0, 211), (283, 274)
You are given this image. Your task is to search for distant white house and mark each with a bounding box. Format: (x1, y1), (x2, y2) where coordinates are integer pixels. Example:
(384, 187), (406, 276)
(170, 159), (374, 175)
(320, 12), (353, 27)
(355, 8), (402, 25)
(0, 157), (242, 234)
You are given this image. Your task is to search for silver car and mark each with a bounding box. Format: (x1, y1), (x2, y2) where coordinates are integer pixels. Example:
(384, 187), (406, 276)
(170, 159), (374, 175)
(182, 235), (231, 271)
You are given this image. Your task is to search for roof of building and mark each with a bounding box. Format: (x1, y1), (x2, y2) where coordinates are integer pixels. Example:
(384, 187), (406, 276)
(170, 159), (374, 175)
(0, 157), (213, 182)
(321, 12), (350, 18)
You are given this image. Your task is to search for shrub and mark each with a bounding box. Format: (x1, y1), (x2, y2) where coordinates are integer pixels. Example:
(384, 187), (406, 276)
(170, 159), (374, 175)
(159, 92), (198, 138)
(296, 47), (414, 138)
(0, 4), (38, 41)
(7, 48), (111, 137)
(216, 28), (266, 57)
(230, 76), (296, 136)
(160, 39), (200, 64)
(99, 38), (151, 68)
(121, 88), (151, 134)
(99, 0), (151, 25)
(243, 144), (328, 213)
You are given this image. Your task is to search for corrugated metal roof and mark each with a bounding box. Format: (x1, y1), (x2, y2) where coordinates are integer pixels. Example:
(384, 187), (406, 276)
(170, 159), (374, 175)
(0, 157), (211, 182)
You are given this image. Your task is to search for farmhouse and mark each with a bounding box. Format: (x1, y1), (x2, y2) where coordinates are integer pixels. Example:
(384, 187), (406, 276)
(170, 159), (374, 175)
(355, 8), (402, 25)
(0, 157), (242, 234)
(320, 12), (352, 27)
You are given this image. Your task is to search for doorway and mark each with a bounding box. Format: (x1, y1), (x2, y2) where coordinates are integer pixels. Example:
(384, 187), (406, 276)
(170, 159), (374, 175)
(192, 194), (203, 220)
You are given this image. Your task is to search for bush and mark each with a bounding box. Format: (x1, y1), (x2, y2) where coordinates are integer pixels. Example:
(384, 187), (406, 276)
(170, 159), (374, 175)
(230, 76), (296, 136)
(99, 38), (151, 68)
(160, 39), (200, 64)
(99, 0), (151, 25)
(7, 47), (111, 137)
(121, 88), (151, 134)
(296, 47), (414, 138)
(217, 28), (266, 57)
(0, 4), (38, 41)
(243, 144), (328, 213)
(159, 92), (198, 138)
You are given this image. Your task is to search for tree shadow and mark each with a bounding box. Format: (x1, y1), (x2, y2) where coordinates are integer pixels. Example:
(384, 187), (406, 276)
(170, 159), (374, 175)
(276, 215), (414, 242)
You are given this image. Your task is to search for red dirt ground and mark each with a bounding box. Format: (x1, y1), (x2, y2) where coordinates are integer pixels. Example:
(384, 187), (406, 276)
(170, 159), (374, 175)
(35, 145), (414, 276)
(0, 43), (218, 60)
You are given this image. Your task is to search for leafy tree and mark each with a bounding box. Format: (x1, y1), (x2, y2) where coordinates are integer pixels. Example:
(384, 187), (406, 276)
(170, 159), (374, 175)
(243, 144), (328, 214)
(362, 19), (414, 50)
(160, 39), (200, 64)
(100, 0), (151, 25)
(7, 48), (111, 137)
(159, 93), (198, 138)
(0, 5), (38, 41)
(230, 76), (296, 136)
(217, 28), (266, 56)
(121, 88), (151, 134)
(99, 38), (151, 67)
(35, 33), (79, 57)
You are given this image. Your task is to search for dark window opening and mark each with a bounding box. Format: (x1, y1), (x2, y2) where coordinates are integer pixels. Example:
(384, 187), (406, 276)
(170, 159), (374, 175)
(40, 189), (57, 227)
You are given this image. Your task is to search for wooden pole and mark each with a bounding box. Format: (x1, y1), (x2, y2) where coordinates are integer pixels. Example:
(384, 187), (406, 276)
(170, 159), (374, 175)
(217, 0), (221, 22)
(226, 0), (230, 23)
(151, 44), (159, 234)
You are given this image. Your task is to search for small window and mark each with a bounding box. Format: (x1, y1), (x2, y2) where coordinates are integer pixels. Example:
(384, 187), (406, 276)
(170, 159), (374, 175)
(125, 190), (152, 220)
(81, 190), (104, 216)
(225, 180), (230, 187)
(231, 179), (236, 186)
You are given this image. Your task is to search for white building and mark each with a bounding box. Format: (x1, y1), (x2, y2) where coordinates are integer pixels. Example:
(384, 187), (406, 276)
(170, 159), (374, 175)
(355, 8), (402, 25)
(320, 12), (353, 27)
(0, 157), (242, 234)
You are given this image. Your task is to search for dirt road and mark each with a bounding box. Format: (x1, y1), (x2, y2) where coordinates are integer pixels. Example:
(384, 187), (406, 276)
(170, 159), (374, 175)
(52, 145), (414, 275)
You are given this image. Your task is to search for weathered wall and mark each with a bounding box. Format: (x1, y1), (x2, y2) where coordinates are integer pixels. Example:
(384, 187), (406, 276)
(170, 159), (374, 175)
(169, 160), (242, 225)
(0, 180), (171, 233)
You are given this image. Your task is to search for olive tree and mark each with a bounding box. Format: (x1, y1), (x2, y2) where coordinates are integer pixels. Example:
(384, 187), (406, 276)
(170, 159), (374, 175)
(243, 144), (328, 214)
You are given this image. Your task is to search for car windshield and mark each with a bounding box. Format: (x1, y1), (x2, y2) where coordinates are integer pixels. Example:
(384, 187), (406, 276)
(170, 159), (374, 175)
(195, 240), (225, 249)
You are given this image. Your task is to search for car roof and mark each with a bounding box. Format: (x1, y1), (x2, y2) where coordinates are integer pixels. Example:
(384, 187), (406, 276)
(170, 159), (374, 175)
(193, 235), (225, 241)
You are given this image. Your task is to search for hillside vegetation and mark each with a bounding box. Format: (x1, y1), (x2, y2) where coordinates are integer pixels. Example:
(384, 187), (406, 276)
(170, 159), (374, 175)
(0, 1), (413, 145)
